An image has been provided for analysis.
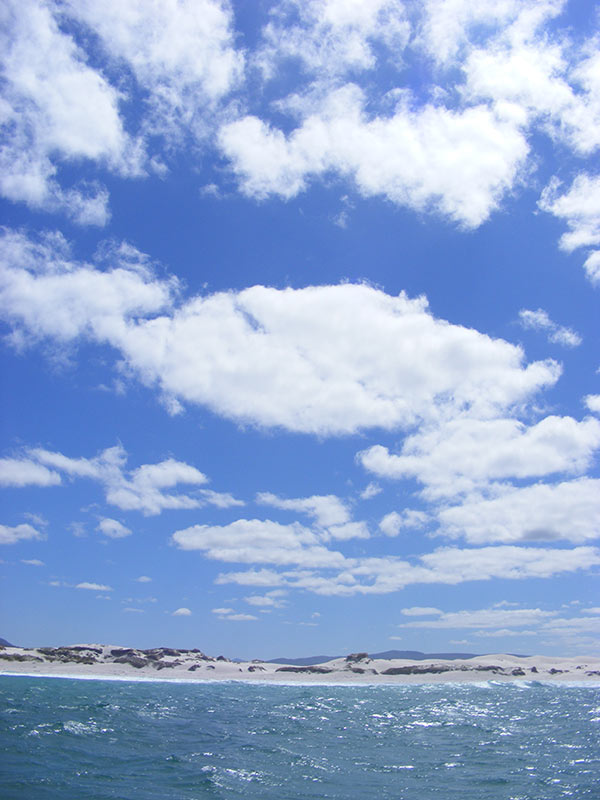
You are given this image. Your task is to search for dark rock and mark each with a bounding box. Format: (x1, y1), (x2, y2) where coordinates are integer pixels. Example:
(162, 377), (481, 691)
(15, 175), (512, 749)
(110, 648), (136, 657)
(248, 665), (266, 672)
(217, 655), (229, 662)
(0, 653), (43, 662)
(346, 652), (369, 662)
(585, 670), (600, 676)
(276, 665), (333, 674)
(188, 664), (200, 671)
(549, 668), (566, 674)
(382, 665), (452, 675)
(530, 666), (538, 673)
(511, 668), (525, 676)
(113, 655), (149, 668)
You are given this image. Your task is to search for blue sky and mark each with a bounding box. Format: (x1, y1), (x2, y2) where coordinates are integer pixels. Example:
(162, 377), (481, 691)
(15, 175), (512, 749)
(1, 0), (599, 659)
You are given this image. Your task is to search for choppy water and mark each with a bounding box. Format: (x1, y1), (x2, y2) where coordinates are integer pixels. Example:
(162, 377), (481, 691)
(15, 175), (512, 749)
(1, 676), (599, 799)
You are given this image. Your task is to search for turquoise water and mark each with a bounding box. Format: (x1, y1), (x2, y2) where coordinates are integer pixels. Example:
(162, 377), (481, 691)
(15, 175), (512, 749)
(1, 676), (599, 799)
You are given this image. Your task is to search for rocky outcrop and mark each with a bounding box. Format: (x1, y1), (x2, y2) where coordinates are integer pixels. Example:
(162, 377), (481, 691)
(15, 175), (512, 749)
(382, 665), (452, 675)
(276, 665), (333, 674)
(346, 652), (369, 662)
(0, 652), (43, 662)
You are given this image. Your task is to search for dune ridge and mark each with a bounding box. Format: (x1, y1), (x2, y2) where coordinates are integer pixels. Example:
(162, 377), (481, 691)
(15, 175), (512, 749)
(1, 644), (599, 684)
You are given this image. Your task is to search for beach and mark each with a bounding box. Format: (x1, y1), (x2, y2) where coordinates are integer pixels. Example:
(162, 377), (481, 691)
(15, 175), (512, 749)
(2, 644), (599, 684)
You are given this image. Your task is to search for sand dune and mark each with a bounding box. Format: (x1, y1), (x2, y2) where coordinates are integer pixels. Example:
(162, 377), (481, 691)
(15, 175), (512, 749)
(1, 644), (599, 684)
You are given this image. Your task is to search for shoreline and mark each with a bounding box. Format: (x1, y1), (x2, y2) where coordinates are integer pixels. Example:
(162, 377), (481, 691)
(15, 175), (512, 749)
(2, 670), (600, 690)
(2, 645), (599, 686)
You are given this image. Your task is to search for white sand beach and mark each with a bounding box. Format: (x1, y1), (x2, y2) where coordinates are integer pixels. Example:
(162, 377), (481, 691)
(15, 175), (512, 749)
(1, 645), (599, 684)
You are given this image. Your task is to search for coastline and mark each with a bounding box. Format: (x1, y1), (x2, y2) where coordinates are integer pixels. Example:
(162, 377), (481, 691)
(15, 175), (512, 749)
(2, 645), (599, 686)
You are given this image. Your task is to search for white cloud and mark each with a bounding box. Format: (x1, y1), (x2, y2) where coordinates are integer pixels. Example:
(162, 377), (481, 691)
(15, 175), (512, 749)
(518, 308), (581, 347)
(585, 394), (600, 414)
(462, 6), (600, 155)
(199, 489), (244, 509)
(21, 558), (44, 566)
(214, 540), (600, 596)
(172, 518), (347, 569)
(417, 0), (538, 66)
(76, 582), (113, 591)
(257, 491), (350, 527)
(219, 86), (529, 229)
(0, 523), (44, 544)
(0, 457), (61, 487)
(172, 607), (192, 616)
(135, 575), (152, 583)
(256, 491), (368, 540)
(1, 230), (561, 436)
(400, 606), (442, 616)
(0, 0), (140, 221)
(211, 606), (258, 621)
(397, 603), (600, 643)
(96, 518), (132, 539)
(360, 415), (600, 499)
(124, 607), (144, 614)
(256, 0), (409, 80)
(437, 478), (600, 544)
(379, 510), (429, 536)
(539, 173), (600, 283)
(398, 606), (556, 630)
(65, 0), (244, 143)
(360, 482), (382, 500)
(244, 591), (287, 608)
(23, 442), (210, 516)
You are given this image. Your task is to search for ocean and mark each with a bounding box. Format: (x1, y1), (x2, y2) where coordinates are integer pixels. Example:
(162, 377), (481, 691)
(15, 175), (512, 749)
(1, 675), (599, 799)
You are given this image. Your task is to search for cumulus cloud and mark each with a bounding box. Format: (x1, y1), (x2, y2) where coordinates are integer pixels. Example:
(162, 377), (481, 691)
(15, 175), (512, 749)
(461, 3), (600, 155)
(518, 308), (581, 347)
(256, 0), (409, 80)
(0, 0), (244, 221)
(0, 229), (560, 435)
(585, 395), (600, 414)
(398, 605), (556, 630)
(200, 519), (600, 595)
(15, 441), (214, 516)
(219, 86), (529, 228)
(257, 491), (350, 527)
(172, 519), (347, 569)
(539, 173), (600, 283)
(96, 518), (132, 539)
(212, 608), (258, 621)
(397, 603), (600, 642)
(360, 415), (600, 499)
(76, 582), (113, 591)
(360, 482), (382, 500)
(244, 590), (287, 608)
(135, 575), (152, 583)
(256, 491), (368, 540)
(400, 606), (442, 616)
(65, 0), (244, 144)
(0, 523), (44, 544)
(437, 478), (600, 544)
(0, 0), (140, 222)
(0, 458), (61, 487)
(172, 607), (192, 616)
(379, 510), (430, 536)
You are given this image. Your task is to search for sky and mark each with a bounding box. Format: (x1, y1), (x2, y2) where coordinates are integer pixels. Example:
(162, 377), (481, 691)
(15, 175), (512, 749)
(0, 0), (599, 660)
